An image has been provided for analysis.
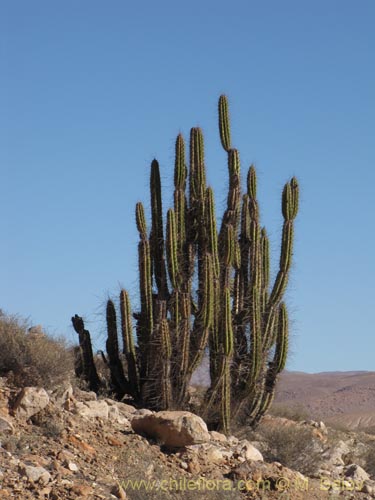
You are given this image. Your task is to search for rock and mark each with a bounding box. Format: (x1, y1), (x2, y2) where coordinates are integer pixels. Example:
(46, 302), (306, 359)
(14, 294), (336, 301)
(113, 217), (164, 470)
(0, 416), (13, 434)
(13, 387), (49, 420)
(209, 431), (227, 443)
(67, 435), (96, 456)
(73, 400), (109, 419)
(318, 421), (328, 434)
(20, 465), (51, 485)
(107, 436), (123, 447)
(73, 388), (97, 401)
(361, 483), (374, 494)
(111, 484), (127, 499)
(227, 436), (239, 446)
(322, 440), (351, 466)
(345, 464), (370, 482)
(230, 462), (253, 481)
(108, 405), (131, 426)
(204, 444), (232, 463)
(186, 443), (232, 463)
(131, 410), (211, 447)
(187, 459), (201, 475)
(39, 487), (52, 497)
(68, 462), (79, 472)
(57, 449), (77, 463)
(108, 405), (120, 421)
(105, 399), (136, 413)
(235, 440), (263, 462)
(117, 402), (137, 414)
(70, 484), (94, 496)
(134, 408), (153, 416)
(145, 463), (154, 477)
(51, 383), (73, 408)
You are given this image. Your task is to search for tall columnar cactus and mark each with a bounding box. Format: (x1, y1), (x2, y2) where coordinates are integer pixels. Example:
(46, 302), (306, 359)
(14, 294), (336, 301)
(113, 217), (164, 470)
(72, 96), (299, 433)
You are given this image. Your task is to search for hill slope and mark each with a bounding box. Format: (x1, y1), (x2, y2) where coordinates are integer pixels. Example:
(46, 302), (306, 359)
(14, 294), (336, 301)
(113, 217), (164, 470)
(275, 371), (375, 429)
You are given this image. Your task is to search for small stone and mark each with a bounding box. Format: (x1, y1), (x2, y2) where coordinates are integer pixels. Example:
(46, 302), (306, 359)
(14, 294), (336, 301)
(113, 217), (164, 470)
(20, 465), (51, 485)
(107, 436), (123, 447)
(180, 461), (188, 470)
(145, 463), (154, 477)
(209, 431), (227, 443)
(68, 462), (79, 472)
(71, 484), (94, 496)
(187, 460), (201, 475)
(111, 484), (127, 499)
(73, 388), (97, 401)
(0, 416), (14, 434)
(227, 436), (239, 445)
(134, 408), (153, 416)
(252, 470), (263, 483)
(51, 383), (73, 408)
(345, 464), (370, 482)
(341, 480), (353, 489)
(108, 406), (130, 426)
(61, 479), (74, 485)
(235, 440), (263, 462)
(230, 462), (252, 481)
(38, 486), (52, 497)
(68, 435), (97, 456)
(318, 421), (328, 434)
(361, 483), (373, 494)
(57, 450), (76, 462)
(115, 402), (137, 414)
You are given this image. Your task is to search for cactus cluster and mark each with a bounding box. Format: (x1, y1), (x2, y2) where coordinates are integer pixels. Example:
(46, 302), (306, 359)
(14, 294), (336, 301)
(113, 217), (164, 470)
(72, 96), (299, 433)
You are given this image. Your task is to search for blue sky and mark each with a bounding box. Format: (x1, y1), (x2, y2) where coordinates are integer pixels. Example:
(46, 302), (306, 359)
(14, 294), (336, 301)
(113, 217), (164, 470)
(1, 0), (374, 373)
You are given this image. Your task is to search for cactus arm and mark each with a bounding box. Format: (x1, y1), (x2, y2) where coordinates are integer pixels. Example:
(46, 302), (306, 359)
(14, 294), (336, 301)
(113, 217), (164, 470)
(71, 314), (101, 393)
(106, 299), (130, 399)
(166, 209), (179, 289)
(120, 289), (139, 399)
(150, 159), (169, 299)
(218, 95), (231, 152)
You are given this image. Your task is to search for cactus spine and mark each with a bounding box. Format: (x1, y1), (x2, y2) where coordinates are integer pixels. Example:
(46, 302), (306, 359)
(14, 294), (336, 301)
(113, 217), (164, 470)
(72, 95), (298, 433)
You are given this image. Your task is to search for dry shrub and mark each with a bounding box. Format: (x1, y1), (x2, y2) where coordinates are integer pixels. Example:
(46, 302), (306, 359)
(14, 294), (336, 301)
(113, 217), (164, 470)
(0, 311), (74, 388)
(364, 442), (375, 479)
(269, 403), (310, 422)
(257, 421), (322, 475)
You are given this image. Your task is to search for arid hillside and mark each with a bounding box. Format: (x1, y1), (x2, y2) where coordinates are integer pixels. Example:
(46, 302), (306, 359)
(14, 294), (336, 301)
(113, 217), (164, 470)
(275, 371), (375, 429)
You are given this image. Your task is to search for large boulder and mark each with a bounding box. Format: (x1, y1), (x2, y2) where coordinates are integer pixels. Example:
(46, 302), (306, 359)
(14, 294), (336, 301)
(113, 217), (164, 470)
(13, 387), (49, 420)
(131, 410), (211, 447)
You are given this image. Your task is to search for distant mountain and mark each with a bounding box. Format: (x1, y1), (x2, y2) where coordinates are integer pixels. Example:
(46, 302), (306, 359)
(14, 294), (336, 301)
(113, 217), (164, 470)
(275, 370), (375, 430)
(192, 361), (375, 430)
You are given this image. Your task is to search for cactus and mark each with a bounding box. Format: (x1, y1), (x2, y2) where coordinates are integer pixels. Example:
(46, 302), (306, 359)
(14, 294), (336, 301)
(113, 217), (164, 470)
(72, 95), (299, 433)
(71, 314), (101, 393)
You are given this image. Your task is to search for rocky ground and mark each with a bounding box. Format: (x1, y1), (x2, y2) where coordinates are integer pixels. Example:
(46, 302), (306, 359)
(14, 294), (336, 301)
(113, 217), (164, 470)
(1, 378), (375, 499)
